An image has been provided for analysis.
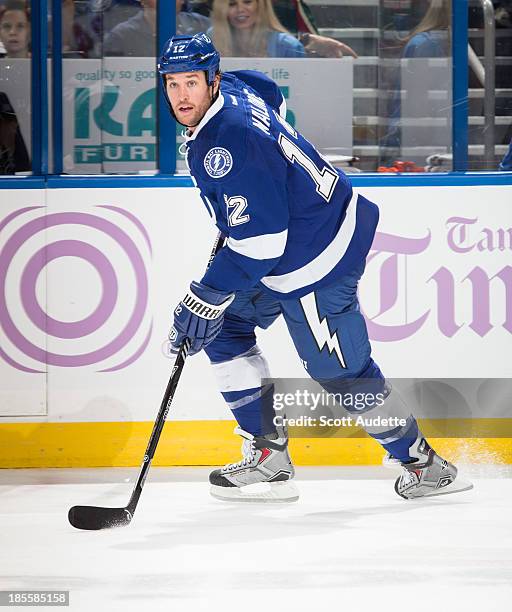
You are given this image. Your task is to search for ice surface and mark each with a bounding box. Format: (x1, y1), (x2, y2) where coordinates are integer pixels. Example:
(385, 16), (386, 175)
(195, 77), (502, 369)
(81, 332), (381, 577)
(1, 466), (511, 612)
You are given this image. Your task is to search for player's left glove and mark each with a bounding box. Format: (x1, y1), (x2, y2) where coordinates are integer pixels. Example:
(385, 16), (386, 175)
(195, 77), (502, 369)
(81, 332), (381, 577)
(169, 281), (235, 356)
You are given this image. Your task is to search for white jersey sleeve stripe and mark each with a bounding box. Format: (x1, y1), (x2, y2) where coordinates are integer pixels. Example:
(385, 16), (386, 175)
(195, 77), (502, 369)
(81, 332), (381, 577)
(261, 191), (358, 293)
(279, 96), (287, 119)
(227, 229), (288, 260)
(202, 194), (217, 223)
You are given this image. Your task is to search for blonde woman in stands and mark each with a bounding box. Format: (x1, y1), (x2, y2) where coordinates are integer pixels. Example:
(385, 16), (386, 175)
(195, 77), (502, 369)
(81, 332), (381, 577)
(210, 0), (305, 57)
(402, 0), (451, 58)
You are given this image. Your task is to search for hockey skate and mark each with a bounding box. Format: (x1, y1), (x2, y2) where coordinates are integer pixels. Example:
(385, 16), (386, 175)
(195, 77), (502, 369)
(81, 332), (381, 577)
(392, 437), (473, 499)
(209, 427), (299, 503)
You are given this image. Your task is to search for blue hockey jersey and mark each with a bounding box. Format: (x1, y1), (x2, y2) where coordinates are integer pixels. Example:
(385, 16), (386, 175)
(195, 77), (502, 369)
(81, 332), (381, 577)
(184, 70), (379, 299)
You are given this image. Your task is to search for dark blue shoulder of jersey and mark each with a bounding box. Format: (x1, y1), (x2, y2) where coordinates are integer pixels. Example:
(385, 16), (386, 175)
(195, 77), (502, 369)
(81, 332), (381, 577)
(186, 96), (250, 186)
(185, 80), (289, 293)
(188, 71), (284, 187)
(221, 71), (286, 117)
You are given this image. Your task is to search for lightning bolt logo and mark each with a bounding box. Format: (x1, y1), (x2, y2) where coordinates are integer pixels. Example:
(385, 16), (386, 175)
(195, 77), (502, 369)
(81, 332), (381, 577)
(300, 293), (346, 368)
(213, 154), (222, 172)
(204, 147), (233, 178)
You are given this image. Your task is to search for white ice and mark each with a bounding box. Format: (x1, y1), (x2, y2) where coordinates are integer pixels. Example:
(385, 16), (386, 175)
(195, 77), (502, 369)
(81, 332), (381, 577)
(1, 466), (511, 612)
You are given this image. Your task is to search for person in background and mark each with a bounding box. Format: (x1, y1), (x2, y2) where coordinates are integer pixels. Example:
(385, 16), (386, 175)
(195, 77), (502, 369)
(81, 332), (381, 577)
(84, 0), (140, 56)
(381, 0), (451, 151)
(494, 0), (512, 27)
(210, 0), (304, 57)
(104, 0), (210, 56)
(177, 0), (212, 35)
(62, 0), (96, 57)
(273, 0), (357, 58)
(103, 0), (157, 56)
(0, 91), (30, 174)
(499, 138), (512, 170)
(193, 0), (357, 57)
(401, 0), (450, 58)
(0, 0), (30, 58)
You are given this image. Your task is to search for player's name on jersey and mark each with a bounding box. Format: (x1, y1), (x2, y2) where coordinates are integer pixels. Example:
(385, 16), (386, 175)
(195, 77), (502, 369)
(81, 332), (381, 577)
(273, 415), (408, 428)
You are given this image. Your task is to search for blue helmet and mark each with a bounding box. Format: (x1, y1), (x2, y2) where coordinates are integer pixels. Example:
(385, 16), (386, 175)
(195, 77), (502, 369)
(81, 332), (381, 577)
(158, 33), (221, 125)
(158, 33), (220, 86)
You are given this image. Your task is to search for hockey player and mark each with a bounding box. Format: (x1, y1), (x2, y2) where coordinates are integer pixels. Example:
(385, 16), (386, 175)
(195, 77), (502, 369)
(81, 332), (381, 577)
(158, 33), (471, 502)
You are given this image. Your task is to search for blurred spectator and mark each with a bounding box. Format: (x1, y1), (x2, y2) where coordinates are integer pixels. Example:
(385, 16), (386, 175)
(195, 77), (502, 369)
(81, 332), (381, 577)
(382, 0), (451, 151)
(0, 0), (30, 58)
(0, 91), (30, 174)
(381, 0), (429, 34)
(210, 0), (304, 57)
(62, 0), (96, 57)
(273, 0), (357, 58)
(190, 0), (357, 57)
(298, 30), (357, 59)
(90, 0), (140, 10)
(272, 0), (315, 34)
(104, 0), (210, 56)
(84, 0), (144, 56)
(187, 0), (212, 17)
(401, 0), (450, 58)
(178, 0), (211, 34)
(89, 0), (141, 24)
(499, 138), (512, 170)
(494, 1), (512, 27)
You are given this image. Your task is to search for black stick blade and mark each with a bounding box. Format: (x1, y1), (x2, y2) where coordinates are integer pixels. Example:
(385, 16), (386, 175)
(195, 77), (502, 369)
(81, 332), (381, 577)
(68, 505), (132, 530)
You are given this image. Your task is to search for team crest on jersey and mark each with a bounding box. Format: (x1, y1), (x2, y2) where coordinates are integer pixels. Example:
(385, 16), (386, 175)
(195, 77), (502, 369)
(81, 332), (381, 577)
(204, 148), (233, 179)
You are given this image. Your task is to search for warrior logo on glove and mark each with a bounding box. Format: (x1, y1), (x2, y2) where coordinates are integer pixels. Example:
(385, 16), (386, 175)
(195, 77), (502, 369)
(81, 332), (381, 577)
(182, 292), (227, 320)
(169, 281), (234, 356)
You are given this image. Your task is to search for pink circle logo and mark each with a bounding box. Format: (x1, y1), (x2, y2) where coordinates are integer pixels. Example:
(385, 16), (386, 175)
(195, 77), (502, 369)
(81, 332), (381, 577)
(0, 206), (152, 373)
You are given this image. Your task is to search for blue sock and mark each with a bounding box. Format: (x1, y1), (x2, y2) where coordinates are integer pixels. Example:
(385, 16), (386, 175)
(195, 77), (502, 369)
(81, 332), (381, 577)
(222, 385), (276, 437)
(369, 418), (419, 462)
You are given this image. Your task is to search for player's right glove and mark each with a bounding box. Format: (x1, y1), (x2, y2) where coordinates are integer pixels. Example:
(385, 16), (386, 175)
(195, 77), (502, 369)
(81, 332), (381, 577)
(169, 281), (235, 356)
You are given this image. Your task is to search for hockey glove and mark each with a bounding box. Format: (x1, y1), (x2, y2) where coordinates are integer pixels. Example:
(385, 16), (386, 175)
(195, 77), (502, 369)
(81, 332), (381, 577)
(169, 281), (235, 356)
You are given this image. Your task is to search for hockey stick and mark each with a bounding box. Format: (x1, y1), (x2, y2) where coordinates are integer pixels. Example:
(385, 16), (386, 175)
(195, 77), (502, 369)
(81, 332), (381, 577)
(68, 232), (225, 530)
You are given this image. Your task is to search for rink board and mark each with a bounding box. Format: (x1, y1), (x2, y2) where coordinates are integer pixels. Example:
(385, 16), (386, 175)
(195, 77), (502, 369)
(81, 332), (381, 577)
(0, 420), (511, 468)
(1, 184), (512, 466)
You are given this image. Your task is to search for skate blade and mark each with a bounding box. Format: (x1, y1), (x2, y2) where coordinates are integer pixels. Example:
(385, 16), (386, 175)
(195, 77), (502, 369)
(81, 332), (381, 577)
(406, 478), (474, 499)
(210, 480), (300, 503)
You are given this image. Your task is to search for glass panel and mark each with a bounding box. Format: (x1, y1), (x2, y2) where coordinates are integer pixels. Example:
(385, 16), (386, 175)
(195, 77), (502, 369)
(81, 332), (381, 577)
(55, 0), (512, 176)
(0, 0), (32, 175)
(177, 0), (457, 174)
(62, 0), (164, 174)
(309, 0), (380, 172)
(311, 0), (512, 173)
(467, 0), (512, 171)
(175, 1), (356, 173)
(61, 0), (360, 174)
(205, 0), (454, 174)
(377, 0), (453, 172)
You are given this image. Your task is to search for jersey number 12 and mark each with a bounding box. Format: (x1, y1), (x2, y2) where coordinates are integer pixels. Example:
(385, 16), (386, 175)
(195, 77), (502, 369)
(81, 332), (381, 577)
(278, 133), (339, 203)
(226, 195), (250, 227)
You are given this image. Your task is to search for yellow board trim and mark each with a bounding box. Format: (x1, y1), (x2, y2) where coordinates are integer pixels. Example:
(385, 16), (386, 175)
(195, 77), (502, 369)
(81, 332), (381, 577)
(0, 420), (511, 468)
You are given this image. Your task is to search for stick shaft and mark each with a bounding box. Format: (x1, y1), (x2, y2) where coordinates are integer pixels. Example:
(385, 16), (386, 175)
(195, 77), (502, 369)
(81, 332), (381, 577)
(126, 233), (225, 515)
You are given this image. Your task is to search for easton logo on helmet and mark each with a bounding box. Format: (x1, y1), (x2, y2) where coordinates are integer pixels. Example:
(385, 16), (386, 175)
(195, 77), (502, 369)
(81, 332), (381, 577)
(158, 33), (220, 86)
(204, 148), (233, 178)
